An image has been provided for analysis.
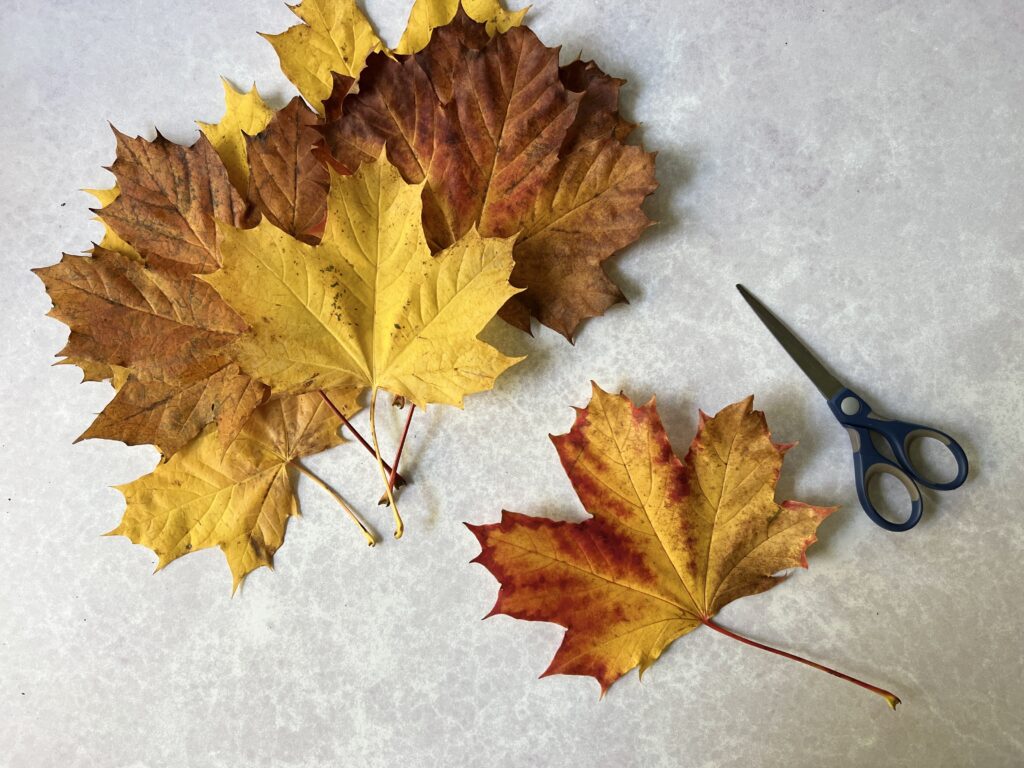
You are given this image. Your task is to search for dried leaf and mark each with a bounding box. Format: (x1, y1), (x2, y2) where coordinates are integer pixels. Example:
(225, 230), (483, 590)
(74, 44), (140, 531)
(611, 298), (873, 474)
(34, 248), (246, 379)
(203, 153), (522, 408)
(500, 137), (657, 336)
(100, 129), (248, 274)
(83, 186), (141, 261)
(78, 360), (267, 456)
(111, 389), (360, 590)
(322, 19), (657, 339)
(197, 78), (276, 194)
(468, 384), (834, 693)
(246, 96), (330, 243)
(261, 0), (382, 114)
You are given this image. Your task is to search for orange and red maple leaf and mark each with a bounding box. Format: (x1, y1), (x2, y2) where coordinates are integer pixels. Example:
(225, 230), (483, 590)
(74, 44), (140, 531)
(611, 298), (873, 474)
(468, 384), (834, 693)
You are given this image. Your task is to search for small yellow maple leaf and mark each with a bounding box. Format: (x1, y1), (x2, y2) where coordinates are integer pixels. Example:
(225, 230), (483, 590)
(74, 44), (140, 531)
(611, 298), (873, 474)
(83, 186), (141, 261)
(394, 0), (528, 55)
(111, 389), (366, 592)
(261, 0), (382, 114)
(197, 78), (276, 194)
(204, 152), (522, 533)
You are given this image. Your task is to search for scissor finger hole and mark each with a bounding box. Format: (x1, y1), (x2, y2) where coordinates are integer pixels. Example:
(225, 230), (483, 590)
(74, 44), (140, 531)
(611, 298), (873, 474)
(866, 467), (918, 527)
(906, 431), (959, 485)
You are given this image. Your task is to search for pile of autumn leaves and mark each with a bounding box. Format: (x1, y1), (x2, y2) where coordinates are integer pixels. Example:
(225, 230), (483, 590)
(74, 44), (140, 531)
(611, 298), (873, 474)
(35, 1), (903, 704)
(35, 0), (657, 590)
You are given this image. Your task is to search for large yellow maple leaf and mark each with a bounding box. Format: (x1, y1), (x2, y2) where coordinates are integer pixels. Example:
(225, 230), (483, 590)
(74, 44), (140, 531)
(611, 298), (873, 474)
(205, 153), (521, 406)
(111, 388), (367, 591)
(203, 153), (522, 531)
(468, 385), (897, 707)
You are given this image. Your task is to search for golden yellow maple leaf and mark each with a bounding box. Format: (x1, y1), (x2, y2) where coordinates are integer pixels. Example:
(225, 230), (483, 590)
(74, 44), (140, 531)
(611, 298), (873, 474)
(394, 0), (528, 55)
(197, 78), (276, 194)
(203, 153), (522, 532)
(261, 0), (382, 114)
(111, 388), (368, 591)
(204, 154), (522, 406)
(83, 186), (141, 261)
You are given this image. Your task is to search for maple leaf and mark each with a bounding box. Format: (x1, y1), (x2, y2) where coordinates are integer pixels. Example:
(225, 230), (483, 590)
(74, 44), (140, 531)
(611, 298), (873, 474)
(100, 129), (249, 274)
(320, 16), (657, 339)
(261, 0), (383, 115)
(203, 152), (522, 532)
(203, 153), (522, 406)
(111, 388), (369, 591)
(34, 247), (247, 380)
(467, 385), (901, 707)
(197, 78), (276, 195)
(35, 239), (267, 455)
(245, 96), (330, 243)
(78, 359), (267, 456)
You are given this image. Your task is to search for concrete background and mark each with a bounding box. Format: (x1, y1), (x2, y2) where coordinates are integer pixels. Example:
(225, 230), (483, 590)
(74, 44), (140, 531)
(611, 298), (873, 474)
(1, 0), (1022, 765)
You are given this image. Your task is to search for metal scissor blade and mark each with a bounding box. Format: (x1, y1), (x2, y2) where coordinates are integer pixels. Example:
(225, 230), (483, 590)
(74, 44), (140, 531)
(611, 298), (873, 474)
(736, 284), (845, 400)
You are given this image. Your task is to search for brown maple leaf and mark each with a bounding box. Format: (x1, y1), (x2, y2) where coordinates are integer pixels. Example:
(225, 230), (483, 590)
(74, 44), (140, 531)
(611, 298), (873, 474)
(34, 247), (246, 379)
(35, 120), (291, 456)
(77, 359), (268, 456)
(246, 96), (330, 243)
(319, 14), (657, 339)
(467, 384), (900, 707)
(100, 129), (250, 274)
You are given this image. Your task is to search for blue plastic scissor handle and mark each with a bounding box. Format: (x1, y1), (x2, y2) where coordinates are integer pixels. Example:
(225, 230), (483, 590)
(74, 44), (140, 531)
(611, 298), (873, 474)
(826, 388), (970, 532)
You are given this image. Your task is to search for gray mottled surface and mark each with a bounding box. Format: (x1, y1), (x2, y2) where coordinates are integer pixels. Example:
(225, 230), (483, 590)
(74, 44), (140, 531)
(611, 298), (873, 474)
(1, 0), (1022, 765)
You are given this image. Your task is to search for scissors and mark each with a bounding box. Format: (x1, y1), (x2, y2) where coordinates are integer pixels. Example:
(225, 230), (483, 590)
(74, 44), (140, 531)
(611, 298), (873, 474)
(737, 284), (969, 532)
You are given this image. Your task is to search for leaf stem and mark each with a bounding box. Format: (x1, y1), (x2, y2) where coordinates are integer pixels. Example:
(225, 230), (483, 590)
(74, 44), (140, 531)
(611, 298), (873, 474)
(290, 459), (376, 547)
(319, 389), (406, 487)
(387, 405), (415, 491)
(376, 404), (416, 505)
(701, 618), (900, 710)
(369, 388), (403, 538)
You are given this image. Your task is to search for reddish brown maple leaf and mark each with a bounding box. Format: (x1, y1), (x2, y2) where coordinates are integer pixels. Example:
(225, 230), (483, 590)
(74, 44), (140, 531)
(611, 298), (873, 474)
(246, 96), (330, 243)
(319, 13), (657, 339)
(467, 385), (900, 707)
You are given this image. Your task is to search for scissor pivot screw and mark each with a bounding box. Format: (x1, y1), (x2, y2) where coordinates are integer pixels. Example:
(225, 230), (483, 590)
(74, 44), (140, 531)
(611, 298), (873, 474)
(840, 397), (861, 416)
